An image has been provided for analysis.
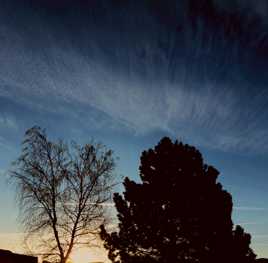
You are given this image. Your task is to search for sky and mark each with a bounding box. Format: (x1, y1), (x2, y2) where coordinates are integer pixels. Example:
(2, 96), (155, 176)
(0, 0), (268, 261)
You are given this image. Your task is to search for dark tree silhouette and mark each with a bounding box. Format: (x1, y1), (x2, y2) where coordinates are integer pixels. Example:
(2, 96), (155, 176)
(10, 127), (116, 263)
(100, 137), (256, 263)
(257, 259), (268, 263)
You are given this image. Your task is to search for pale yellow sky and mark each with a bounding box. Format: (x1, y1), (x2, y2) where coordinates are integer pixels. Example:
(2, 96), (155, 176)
(1, 232), (268, 261)
(0, 233), (110, 263)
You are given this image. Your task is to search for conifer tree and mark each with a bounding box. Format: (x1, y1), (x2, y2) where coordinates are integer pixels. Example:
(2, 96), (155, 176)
(101, 137), (256, 263)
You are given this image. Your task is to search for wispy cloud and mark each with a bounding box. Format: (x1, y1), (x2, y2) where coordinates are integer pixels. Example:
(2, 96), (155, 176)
(236, 222), (263, 226)
(0, 115), (17, 130)
(0, 1), (268, 153)
(252, 235), (268, 238)
(233, 207), (267, 211)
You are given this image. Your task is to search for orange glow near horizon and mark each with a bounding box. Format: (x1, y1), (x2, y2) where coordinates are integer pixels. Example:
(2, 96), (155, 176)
(70, 246), (108, 263)
(0, 233), (109, 263)
(70, 247), (91, 263)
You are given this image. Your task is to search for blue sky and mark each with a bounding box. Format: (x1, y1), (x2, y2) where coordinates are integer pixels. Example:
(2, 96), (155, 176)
(0, 0), (268, 259)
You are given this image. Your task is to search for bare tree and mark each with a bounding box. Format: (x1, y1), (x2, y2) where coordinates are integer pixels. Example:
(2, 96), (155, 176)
(10, 126), (116, 263)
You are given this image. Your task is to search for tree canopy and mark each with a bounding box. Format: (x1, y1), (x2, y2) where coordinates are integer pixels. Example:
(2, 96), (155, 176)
(101, 137), (256, 263)
(10, 127), (116, 263)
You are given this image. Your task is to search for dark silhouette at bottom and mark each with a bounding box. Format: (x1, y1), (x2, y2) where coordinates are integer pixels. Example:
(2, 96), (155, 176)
(101, 137), (257, 263)
(0, 249), (37, 263)
(257, 259), (268, 263)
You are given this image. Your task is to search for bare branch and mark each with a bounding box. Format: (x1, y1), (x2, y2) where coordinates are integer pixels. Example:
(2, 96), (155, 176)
(9, 127), (117, 263)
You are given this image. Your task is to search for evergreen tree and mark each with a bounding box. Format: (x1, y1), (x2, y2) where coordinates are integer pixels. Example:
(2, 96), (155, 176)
(101, 137), (256, 263)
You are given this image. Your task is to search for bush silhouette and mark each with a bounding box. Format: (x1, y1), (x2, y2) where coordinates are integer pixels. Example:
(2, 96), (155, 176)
(101, 137), (256, 263)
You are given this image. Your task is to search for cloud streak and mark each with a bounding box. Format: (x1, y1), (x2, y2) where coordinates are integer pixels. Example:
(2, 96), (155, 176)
(233, 207), (267, 211)
(0, 0), (268, 153)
